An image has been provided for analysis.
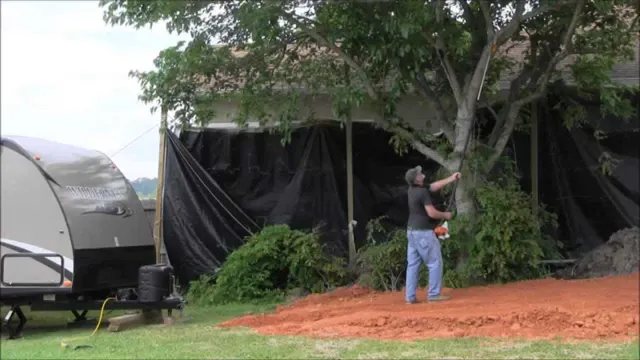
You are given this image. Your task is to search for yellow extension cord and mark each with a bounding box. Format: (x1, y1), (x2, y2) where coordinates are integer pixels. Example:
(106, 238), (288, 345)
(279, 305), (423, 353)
(60, 297), (115, 350)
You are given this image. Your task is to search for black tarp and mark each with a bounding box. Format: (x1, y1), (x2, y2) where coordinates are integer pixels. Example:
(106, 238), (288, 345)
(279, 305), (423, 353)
(163, 122), (439, 285)
(163, 110), (639, 286)
(509, 99), (640, 256)
(162, 130), (260, 284)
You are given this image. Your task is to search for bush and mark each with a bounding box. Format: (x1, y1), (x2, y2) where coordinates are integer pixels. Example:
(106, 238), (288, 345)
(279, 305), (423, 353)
(186, 274), (219, 306)
(358, 159), (561, 290)
(448, 180), (560, 284)
(356, 219), (407, 291)
(356, 217), (460, 291)
(187, 225), (348, 305)
(473, 182), (557, 282)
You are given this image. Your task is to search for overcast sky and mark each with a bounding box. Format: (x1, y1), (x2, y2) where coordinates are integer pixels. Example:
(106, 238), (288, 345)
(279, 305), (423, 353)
(1, 1), (188, 180)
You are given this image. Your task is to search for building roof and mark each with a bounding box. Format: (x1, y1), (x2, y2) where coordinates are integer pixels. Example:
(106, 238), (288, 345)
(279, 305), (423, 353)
(196, 38), (639, 94)
(496, 38), (639, 89)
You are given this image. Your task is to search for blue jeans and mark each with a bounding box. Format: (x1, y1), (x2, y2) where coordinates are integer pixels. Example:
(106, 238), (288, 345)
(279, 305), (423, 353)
(406, 229), (443, 301)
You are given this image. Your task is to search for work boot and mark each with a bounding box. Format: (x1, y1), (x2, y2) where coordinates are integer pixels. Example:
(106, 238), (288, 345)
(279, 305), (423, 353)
(406, 298), (419, 304)
(428, 295), (450, 302)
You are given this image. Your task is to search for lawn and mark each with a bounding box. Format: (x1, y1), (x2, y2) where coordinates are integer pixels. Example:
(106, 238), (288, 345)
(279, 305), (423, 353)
(1, 304), (638, 359)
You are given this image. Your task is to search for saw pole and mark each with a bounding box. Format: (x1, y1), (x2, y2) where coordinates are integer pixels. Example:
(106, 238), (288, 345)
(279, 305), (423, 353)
(153, 106), (168, 264)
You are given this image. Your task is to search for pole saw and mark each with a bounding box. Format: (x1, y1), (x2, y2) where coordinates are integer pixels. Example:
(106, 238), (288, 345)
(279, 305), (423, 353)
(433, 43), (494, 241)
(433, 118), (472, 241)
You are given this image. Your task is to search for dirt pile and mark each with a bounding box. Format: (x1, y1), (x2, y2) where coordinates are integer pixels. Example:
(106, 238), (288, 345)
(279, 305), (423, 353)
(562, 227), (639, 279)
(219, 273), (639, 341)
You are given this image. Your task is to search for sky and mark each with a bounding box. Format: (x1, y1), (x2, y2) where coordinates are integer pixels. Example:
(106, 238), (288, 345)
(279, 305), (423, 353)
(1, 0), (189, 180)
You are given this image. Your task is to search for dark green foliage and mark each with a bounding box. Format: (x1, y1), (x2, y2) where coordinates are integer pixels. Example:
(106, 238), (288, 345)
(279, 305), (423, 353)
(356, 216), (465, 292)
(358, 160), (561, 290)
(185, 274), (220, 306)
(356, 218), (408, 291)
(188, 225), (348, 305)
(452, 185), (559, 284)
(447, 161), (561, 284)
(101, 0), (639, 179)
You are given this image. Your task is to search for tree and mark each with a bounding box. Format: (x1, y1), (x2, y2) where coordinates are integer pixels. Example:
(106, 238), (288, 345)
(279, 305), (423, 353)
(101, 0), (638, 219)
(131, 177), (158, 197)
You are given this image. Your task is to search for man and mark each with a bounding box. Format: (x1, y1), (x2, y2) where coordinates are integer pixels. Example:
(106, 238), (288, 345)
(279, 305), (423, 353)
(404, 165), (460, 304)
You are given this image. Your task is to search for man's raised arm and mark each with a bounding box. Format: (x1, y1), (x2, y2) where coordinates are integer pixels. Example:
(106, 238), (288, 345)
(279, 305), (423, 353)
(428, 172), (461, 192)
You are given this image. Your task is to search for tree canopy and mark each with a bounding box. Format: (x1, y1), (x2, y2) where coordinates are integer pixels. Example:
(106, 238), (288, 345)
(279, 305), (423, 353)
(101, 0), (639, 213)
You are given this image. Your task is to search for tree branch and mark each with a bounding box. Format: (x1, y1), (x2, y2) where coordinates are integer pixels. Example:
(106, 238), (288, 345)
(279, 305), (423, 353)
(484, 105), (521, 173)
(487, 66), (533, 147)
(436, 51), (463, 106)
(431, 0), (463, 106)
(629, 13), (639, 32)
(413, 73), (455, 144)
(485, 0), (586, 172)
(282, 12), (379, 102)
(462, 44), (492, 108)
(457, 0), (475, 25)
(495, 2), (558, 47)
(392, 126), (449, 166)
(479, 100), (500, 124)
(478, 1), (495, 38)
(515, 0), (585, 107)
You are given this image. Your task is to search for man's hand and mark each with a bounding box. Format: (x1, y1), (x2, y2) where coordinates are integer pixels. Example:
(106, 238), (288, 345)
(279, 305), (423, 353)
(429, 172), (462, 192)
(444, 211), (453, 221)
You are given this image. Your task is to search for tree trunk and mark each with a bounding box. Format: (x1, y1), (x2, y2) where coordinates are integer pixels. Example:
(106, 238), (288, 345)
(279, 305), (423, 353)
(454, 177), (475, 217)
(450, 167), (478, 282)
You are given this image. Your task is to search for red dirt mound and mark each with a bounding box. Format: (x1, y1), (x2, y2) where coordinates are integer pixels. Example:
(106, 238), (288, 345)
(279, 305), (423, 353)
(219, 273), (640, 341)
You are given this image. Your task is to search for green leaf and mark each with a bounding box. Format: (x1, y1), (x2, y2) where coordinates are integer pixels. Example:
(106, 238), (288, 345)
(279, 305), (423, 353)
(103, 0), (638, 191)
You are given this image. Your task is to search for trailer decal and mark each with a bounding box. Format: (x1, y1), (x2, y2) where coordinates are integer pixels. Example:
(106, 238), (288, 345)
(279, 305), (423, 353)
(0, 238), (74, 279)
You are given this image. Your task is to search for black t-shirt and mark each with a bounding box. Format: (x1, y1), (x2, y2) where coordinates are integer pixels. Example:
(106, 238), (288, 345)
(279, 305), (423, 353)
(407, 186), (438, 230)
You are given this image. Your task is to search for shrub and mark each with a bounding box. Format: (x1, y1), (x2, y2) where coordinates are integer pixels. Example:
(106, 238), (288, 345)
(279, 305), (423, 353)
(357, 216), (468, 291)
(356, 219), (407, 291)
(461, 181), (559, 283)
(185, 274), (219, 306)
(188, 225), (348, 305)
(446, 169), (560, 284)
(358, 158), (561, 290)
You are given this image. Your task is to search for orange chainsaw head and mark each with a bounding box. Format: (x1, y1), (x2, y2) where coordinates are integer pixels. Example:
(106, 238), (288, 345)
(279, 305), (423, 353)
(434, 226), (448, 236)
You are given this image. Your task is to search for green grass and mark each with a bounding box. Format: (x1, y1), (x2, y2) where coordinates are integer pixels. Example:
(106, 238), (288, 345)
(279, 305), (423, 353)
(1, 304), (638, 359)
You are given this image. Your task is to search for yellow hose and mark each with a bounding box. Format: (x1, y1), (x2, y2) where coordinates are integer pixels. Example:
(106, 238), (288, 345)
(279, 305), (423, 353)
(60, 297), (115, 350)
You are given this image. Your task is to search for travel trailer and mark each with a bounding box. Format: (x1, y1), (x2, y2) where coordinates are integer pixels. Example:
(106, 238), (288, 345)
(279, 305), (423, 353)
(0, 135), (183, 339)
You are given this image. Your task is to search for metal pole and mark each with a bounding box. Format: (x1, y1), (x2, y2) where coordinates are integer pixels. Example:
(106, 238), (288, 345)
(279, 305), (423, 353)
(153, 107), (168, 264)
(346, 112), (356, 269)
(344, 64), (356, 269)
(531, 101), (539, 212)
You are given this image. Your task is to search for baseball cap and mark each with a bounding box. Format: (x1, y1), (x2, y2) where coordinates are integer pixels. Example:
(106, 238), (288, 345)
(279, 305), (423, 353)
(405, 165), (422, 186)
